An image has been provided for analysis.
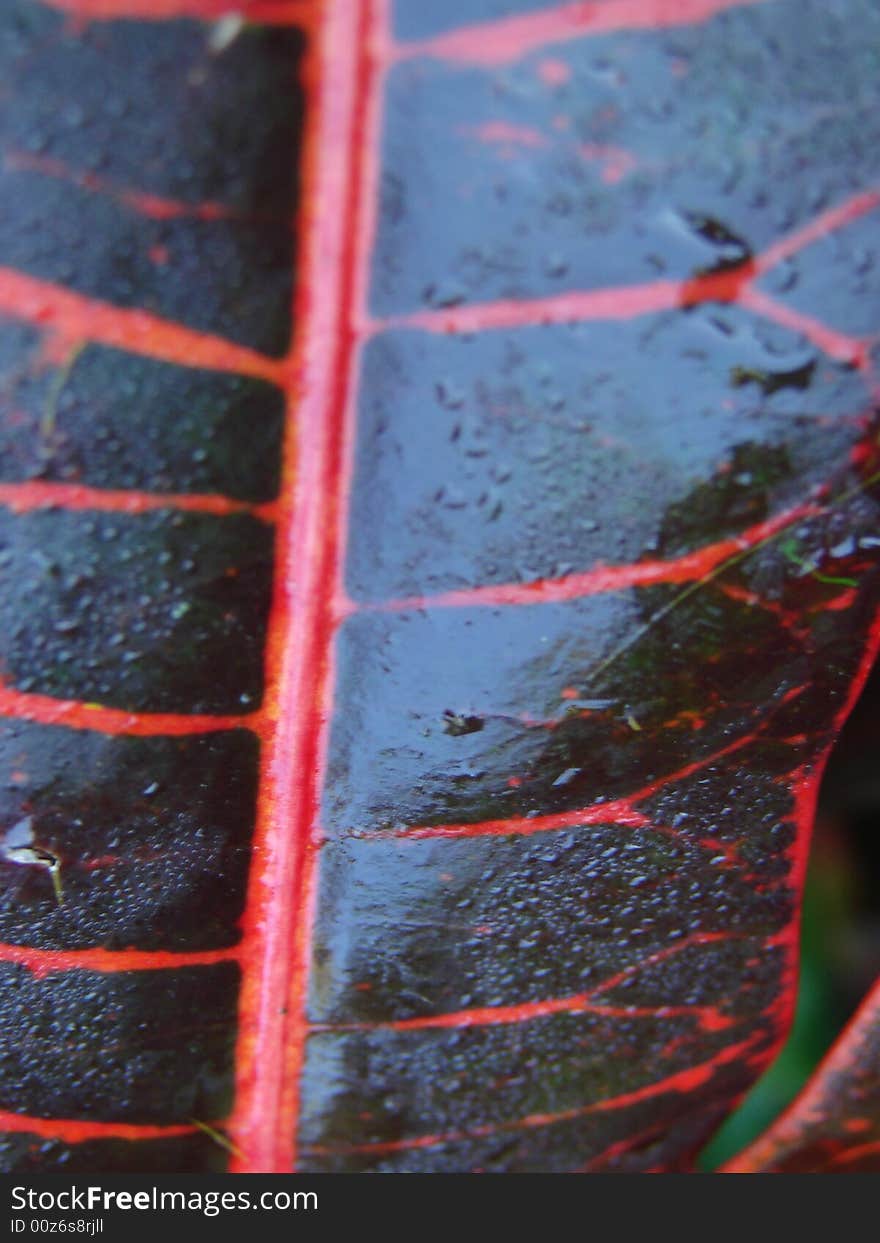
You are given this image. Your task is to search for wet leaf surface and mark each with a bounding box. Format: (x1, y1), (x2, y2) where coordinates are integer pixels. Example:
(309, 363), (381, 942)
(0, 0), (877, 1173)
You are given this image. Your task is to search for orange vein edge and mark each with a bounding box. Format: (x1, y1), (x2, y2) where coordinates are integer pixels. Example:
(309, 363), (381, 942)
(42, 1), (314, 24)
(724, 974), (880, 1172)
(225, 0), (367, 1173)
(0, 1112), (198, 1144)
(391, 0), (772, 66)
(734, 609), (880, 1129)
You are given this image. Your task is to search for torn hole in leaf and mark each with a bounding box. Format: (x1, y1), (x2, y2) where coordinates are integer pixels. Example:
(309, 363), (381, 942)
(442, 710), (485, 737)
(0, 815), (64, 905)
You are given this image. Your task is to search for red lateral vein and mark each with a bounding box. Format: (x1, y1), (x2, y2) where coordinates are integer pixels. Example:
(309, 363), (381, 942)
(378, 275), (869, 368)
(315, 932), (741, 1034)
(380, 280), (867, 375)
(0, 268), (286, 385)
(717, 581), (806, 635)
(366, 189), (878, 378)
(576, 1121), (673, 1171)
(41, 1), (315, 24)
(4, 152), (250, 225)
(0, 481), (277, 522)
(0, 943), (240, 979)
(370, 501), (820, 612)
(0, 680), (258, 738)
(558, 931), (749, 1003)
(753, 189), (880, 274)
(827, 1141), (880, 1169)
(318, 999), (733, 1033)
(377, 278), (684, 334)
(391, 0), (771, 66)
(0, 1112), (199, 1143)
(367, 799), (649, 842)
(738, 287), (872, 370)
(369, 706), (801, 844)
(305, 1034), (762, 1155)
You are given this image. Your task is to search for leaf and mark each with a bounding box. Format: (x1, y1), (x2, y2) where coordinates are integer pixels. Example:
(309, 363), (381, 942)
(0, 0), (305, 1175)
(0, 0), (878, 1175)
(725, 978), (880, 1172)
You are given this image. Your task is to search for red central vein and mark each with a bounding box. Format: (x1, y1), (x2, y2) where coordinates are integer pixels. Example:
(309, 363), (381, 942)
(42, 1), (314, 23)
(0, 680), (258, 738)
(0, 1111), (197, 1143)
(0, 481), (277, 522)
(391, 0), (772, 66)
(370, 501), (820, 613)
(305, 1034), (762, 1156)
(0, 942), (239, 979)
(225, 0), (369, 1174)
(314, 931), (739, 1034)
(0, 268), (285, 385)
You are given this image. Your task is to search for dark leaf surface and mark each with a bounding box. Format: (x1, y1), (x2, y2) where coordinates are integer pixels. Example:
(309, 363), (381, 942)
(0, 0), (877, 1173)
